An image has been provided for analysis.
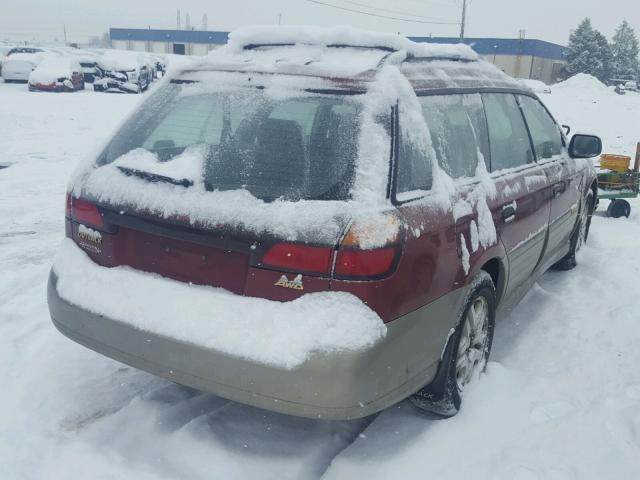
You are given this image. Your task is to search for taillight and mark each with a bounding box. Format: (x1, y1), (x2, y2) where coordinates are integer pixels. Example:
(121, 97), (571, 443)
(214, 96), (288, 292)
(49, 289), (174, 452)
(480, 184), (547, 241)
(334, 247), (397, 278)
(257, 213), (403, 280)
(67, 194), (104, 229)
(262, 243), (333, 275)
(334, 213), (403, 280)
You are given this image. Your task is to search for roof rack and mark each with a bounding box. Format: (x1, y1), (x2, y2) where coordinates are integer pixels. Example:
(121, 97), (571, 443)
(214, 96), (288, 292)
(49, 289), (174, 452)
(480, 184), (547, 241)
(403, 54), (477, 64)
(243, 42), (398, 53)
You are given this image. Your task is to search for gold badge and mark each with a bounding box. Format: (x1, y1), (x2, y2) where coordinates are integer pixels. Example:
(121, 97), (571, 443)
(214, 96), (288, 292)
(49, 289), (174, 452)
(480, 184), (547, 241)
(274, 274), (304, 291)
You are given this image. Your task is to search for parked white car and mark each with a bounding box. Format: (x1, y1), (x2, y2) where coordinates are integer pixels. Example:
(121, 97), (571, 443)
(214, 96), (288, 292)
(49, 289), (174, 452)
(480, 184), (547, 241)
(0, 45), (15, 76)
(1, 52), (50, 83)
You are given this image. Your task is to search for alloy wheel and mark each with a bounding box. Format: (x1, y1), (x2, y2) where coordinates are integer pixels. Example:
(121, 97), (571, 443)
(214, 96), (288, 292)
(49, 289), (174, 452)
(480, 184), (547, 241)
(455, 296), (489, 391)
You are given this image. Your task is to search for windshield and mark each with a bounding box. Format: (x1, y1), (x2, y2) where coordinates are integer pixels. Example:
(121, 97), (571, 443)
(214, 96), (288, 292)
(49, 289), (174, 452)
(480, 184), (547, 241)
(101, 83), (363, 202)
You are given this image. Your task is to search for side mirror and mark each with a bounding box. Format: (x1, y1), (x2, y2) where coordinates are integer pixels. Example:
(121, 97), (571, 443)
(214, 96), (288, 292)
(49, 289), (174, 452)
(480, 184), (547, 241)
(569, 134), (602, 158)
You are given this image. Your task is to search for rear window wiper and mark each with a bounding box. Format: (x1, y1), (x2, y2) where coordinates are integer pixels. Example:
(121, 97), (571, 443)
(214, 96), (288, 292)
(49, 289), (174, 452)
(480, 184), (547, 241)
(117, 166), (194, 188)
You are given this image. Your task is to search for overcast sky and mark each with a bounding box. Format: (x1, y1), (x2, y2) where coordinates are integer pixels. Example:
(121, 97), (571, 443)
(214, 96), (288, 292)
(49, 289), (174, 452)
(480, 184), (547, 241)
(1, 0), (638, 45)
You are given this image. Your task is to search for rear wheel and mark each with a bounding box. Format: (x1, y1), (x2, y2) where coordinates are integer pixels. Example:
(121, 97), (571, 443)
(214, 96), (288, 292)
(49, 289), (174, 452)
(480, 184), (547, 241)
(552, 191), (594, 271)
(411, 271), (496, 417)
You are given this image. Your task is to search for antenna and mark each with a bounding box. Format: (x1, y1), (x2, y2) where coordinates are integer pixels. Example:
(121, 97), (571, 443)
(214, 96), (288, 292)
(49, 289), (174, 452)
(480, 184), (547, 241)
(459, 0), (467, 41)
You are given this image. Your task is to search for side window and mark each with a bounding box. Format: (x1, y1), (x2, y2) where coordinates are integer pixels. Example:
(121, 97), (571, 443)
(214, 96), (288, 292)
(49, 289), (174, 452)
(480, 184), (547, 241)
(482, 93), (535, 172)
(419, 94), (490, 179)
(397, 115), (433, 195)
(517, 95), (563, 160)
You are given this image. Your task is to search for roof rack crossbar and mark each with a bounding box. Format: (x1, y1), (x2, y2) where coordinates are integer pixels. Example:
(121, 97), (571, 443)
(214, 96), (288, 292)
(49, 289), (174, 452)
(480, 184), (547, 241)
(242, 42), (398, 52)
(404, 54), (477, 64)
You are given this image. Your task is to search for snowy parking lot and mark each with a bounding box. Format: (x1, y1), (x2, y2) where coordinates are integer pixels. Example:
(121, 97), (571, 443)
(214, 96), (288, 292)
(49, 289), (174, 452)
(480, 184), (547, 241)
(1, 74), (640, 479)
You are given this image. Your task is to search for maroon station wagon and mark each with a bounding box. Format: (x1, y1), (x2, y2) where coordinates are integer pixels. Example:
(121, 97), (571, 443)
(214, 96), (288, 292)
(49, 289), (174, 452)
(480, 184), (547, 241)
(48, 29), (602, 420)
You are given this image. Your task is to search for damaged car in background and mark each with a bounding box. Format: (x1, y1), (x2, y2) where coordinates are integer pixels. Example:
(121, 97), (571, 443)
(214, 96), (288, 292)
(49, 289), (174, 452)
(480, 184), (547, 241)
(93, 50), (152, 93)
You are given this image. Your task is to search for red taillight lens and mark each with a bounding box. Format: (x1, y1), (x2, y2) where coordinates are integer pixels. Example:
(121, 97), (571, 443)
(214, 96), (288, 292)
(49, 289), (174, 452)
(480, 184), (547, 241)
(262, 243), (333, 275)
(334, 247), (397, 278)
(67, 194), (104, 229)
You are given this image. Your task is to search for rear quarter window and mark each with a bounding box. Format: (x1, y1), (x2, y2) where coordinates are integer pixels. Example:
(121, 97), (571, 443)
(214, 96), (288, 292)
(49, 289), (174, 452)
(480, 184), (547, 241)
(419, 93), (490, 179)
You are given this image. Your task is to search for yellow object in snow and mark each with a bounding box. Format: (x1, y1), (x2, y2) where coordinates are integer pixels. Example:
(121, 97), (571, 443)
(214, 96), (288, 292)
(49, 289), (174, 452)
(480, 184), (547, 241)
(600, 154), (631, 172)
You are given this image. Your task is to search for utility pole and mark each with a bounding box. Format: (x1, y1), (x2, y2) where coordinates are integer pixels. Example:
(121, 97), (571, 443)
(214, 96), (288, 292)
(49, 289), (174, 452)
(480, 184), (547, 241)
(202, 13), (208, 31)
(63, 24), (67, 44)
(277, 13), (283, 25)
(459, 0), (467, 41)
(177, 9), (181, 30)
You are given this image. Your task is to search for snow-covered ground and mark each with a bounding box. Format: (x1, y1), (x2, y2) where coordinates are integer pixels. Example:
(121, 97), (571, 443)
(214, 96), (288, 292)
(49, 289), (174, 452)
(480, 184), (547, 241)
(1, 74), (639, 479)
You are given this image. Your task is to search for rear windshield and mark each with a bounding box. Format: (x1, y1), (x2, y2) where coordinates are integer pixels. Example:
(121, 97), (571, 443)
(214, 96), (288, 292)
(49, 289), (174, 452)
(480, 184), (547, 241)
(101, 83), (363, 202)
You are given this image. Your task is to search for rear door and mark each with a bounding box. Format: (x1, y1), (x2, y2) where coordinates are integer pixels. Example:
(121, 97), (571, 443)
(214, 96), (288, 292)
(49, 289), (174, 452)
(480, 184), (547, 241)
(415, 93), (497, 279)
(481, 93), (552, 296)
(516, 94), (581, 262)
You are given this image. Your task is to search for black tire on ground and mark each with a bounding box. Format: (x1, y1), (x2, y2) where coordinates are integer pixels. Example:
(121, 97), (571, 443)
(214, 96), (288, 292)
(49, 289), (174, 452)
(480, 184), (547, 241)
(411, 271), (496, 418)
(552, 190), (594, 271)
(606, 199), (631, 218)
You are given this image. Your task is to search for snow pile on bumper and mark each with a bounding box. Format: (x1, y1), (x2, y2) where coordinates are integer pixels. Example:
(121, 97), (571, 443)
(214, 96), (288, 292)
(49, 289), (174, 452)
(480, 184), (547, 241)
(52, 239), (387, 369)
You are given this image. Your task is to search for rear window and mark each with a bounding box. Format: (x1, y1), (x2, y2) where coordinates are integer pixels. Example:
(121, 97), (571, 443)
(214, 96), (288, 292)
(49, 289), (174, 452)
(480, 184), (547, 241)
(101, 84), (363, 202)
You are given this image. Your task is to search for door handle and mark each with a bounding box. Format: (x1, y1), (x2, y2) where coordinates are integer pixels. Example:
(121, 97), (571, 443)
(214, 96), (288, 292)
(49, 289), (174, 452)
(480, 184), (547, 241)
(502, 205), (516, 223)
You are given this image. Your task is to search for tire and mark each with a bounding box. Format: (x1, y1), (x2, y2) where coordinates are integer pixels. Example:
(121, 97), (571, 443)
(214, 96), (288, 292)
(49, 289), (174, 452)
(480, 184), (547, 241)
(411, 271), (496, 417)
(552, 190), (594, 271)
(606, 199), (631, 218)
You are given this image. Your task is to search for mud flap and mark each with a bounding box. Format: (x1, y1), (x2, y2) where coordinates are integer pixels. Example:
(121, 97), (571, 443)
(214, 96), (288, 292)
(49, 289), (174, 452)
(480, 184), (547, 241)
(410, 327), (460, 417)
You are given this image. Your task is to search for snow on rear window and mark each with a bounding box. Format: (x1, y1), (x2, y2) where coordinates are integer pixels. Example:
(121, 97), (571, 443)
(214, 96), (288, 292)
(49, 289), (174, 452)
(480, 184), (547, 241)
(99, 83), (363, 203)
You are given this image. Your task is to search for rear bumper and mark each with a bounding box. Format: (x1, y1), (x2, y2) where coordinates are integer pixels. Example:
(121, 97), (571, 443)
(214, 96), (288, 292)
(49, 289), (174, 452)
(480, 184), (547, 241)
(29, 83), (64, 92)
(48, 271), (463, 420)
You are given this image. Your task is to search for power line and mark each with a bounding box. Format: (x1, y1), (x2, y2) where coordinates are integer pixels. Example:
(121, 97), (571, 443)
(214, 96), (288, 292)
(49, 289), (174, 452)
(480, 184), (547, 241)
(306, 0), (459, 25)
(333, 0), (456, 22)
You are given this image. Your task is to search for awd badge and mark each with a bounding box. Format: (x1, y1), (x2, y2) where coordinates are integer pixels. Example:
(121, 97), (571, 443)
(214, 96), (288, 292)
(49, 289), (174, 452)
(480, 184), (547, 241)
(274, 274), (304, 291)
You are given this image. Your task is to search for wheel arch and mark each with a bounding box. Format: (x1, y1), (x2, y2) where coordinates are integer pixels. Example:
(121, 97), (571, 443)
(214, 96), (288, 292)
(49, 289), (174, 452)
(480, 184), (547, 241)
(480, 257), (506, 306)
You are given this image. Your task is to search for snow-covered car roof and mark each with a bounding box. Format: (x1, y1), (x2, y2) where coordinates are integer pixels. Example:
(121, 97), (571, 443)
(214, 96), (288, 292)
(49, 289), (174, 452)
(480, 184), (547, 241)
(185, 26), (518, 91)
(2, 51), (50, 65)
(68, 50), (100, 63)
(97, 50), (143, 71)
(29, 57), (81, 84)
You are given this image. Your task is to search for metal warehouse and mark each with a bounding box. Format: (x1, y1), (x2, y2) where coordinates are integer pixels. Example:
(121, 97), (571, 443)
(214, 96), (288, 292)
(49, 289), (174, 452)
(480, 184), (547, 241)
(110, 28), (566, 84)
